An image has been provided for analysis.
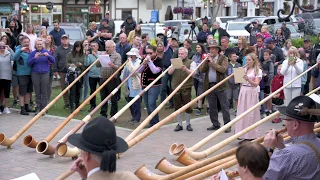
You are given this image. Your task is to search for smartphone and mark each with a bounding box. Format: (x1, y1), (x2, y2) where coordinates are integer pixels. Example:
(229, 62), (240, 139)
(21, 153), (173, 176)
(202, 54), (208, 59)
(289, 57), (294, 61)
(38, 54), (45, 56)
(88, 48), (92, 54)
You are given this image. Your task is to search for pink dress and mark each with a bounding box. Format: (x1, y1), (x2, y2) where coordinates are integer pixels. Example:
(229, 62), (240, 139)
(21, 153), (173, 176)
(235, 68), (262, 139)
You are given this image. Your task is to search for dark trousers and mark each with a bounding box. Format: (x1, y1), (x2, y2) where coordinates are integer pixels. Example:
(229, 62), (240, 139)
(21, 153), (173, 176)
(99, 77), (118, 117)
(58, 72), (69, 105)
(207, 83), (231, 127)
(31, 73), (49, 109)
(127, 96), (141, 121)
(89, 77), (100, 107)
(160, 71), (173, 105)
(68, 75), (82, 108)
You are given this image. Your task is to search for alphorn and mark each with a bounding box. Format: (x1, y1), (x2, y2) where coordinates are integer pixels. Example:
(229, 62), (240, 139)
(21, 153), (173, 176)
(136, 88), (319, 180)
(0, 59), (99, 149)
(187, 127), (320, 180)
(124, 56), (208, 144)
(30, 61), (128, 156)
(56, 65), (172, 157)
(54, 170), (73, 180)
(170, 63), (319, 158)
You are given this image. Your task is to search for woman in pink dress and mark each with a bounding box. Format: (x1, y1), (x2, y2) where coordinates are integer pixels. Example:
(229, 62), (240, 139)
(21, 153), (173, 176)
(235, 53), (262, 143)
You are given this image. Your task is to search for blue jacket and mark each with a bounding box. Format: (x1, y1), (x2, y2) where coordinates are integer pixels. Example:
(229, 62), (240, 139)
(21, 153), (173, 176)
(197, 31), (210, 44)
(27, 49), (55, 74)
(116, 42), (130, 58)
(312, 66), (320, 88)
(84, 52), (101, 78)
(163, 36), (174, 69)
(13, 48), (32, 76)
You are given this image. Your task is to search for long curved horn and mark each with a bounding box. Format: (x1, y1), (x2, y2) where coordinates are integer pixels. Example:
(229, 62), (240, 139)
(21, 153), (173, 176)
(54, 170), (73, 180)
(33, 60), (128, 156)
(56, 64), (171, 157)
(171, 64), (319, 158)
(134, 164), (164, 180)
(183, 128), (320, 180)
(125, 56), (208, 143)
(0, 59), (99, 149)
(155, 158), (185, 174)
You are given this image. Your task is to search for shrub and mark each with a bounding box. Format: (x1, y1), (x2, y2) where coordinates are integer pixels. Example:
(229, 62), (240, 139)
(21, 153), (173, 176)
(291, 35), (318, 48)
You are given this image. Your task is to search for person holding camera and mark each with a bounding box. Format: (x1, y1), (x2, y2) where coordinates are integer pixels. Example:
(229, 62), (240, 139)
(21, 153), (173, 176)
(84, 41), (101, 112)
(13, 36), (35, 115)
(27, 38), (55, 115)
(5, 14), (22, 35)
(66, 41), (86, 113)
(245, 19), (262, 46)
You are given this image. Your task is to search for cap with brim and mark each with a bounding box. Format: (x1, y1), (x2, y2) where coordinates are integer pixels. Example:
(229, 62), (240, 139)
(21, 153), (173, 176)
(264, 37), (274, 46)
(126, 48), (141, 59)
(277, 96), (318, 122)
(68, 116), (128, 156)
(61, 34), (69, 39)
(202, 16), (208, 20)
(106, 11), (110, 14)
(304, 38), (310, 42)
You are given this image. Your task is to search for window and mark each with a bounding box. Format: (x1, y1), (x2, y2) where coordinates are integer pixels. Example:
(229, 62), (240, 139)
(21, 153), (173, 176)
(122, 10), (132, 21)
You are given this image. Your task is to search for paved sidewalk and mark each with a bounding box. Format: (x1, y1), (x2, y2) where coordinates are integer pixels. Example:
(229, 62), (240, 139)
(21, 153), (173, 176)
(0, 110), (283, 180)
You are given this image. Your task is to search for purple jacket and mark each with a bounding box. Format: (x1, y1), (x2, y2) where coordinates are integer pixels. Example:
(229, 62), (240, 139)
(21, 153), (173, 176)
(27, 48), (55, 74)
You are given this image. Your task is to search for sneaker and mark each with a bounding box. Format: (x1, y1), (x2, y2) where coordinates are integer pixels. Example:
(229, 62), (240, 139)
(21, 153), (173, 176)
(195, 109), (201, 116)
(224, 127), (231, 133)
(3, 108), (10, 114)
(272, 118), (282, 123)
(174, 124), (183, 132)
(186, 124), (193, 131)
(265, 111), (270, 116)
(207, 125), (220, 131)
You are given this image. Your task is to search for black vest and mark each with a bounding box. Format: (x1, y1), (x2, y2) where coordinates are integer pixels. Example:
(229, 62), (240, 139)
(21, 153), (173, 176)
(141, 57), (163, 87)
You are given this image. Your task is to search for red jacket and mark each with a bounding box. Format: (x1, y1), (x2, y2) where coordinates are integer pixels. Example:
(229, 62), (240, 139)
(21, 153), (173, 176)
(271, 74), (284, 99)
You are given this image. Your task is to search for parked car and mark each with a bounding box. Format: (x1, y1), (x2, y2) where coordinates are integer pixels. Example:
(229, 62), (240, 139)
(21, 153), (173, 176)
(141, 26), (155, 41)
(268, 24), (301, 40)
(172, 23), (199, 43)
(163, 20), (189, 28)
(215, 16), (238, 29)
(242, 16), (266, 21)
(312, 18), (320, 36)
(140, 23), (172, 37)
(47, 23), (87, 45)
(225, 20), (250, 45)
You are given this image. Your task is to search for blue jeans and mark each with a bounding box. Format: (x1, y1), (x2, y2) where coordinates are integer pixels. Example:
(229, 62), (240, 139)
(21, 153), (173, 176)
(160, 71), (173, 104)
(80, 72), (89, 100)
(144, 86), (161, 125)
(259, 89), (265, 114)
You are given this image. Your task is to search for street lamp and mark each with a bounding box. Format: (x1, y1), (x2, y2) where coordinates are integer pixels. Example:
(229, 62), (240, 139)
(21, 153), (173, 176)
(277, 0), (320, 21)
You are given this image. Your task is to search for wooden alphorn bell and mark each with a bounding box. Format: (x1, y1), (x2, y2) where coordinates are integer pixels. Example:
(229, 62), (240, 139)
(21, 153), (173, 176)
(22, 60), (128, 156)
(169, 63), (319, 159)
(55, 65), (172, 158)
(187, 126), (320, 180)
(0, 59), (99, 149)
(134, 88), (319, 179)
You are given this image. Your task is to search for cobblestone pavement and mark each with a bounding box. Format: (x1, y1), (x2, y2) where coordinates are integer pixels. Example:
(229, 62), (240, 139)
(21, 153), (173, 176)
(0, 109), (283, 180)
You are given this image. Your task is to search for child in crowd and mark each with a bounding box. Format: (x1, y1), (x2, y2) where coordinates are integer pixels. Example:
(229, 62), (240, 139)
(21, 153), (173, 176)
(227, 52), (241, 115)
(262, 49), (274, 116)
(256, 25), (271, 40)
(271, 65), (284, 123)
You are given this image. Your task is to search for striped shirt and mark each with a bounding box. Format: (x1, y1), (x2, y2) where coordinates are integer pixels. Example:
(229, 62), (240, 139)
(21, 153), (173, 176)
(263, 133), (320, 180)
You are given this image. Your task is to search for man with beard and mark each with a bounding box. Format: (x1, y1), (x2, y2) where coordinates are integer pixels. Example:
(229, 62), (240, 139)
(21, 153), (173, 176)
(200, 40), (231, 133)
(49, 21), (66, 46)
(96, 40), (122, 118)
(53, 34), (73, 109)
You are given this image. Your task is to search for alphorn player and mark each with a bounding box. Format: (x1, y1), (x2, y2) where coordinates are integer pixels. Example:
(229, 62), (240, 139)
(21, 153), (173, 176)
(200, 39), (231, 133)
(168, 47), (194, 132)
(68, 116), (139, 180)
(212, 142), (270, 180)
(263, 96), (320, 179)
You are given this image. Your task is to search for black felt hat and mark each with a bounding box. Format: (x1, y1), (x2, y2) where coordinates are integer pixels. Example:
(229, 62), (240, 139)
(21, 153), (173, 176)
(68, 116), (128, 172)
(278, 96), (318, 122)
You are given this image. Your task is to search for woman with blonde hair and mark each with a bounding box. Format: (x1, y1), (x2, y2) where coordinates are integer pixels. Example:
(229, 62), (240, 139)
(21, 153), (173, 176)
(235, 52), (262, 143)
(40, 29), (48, 41)
(282, 39), (292, 57)
(44, 35), (56, 101)
(280, 46), (304, 106)
(21, 24), (37, 51)
(235, 36), (248, 64)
